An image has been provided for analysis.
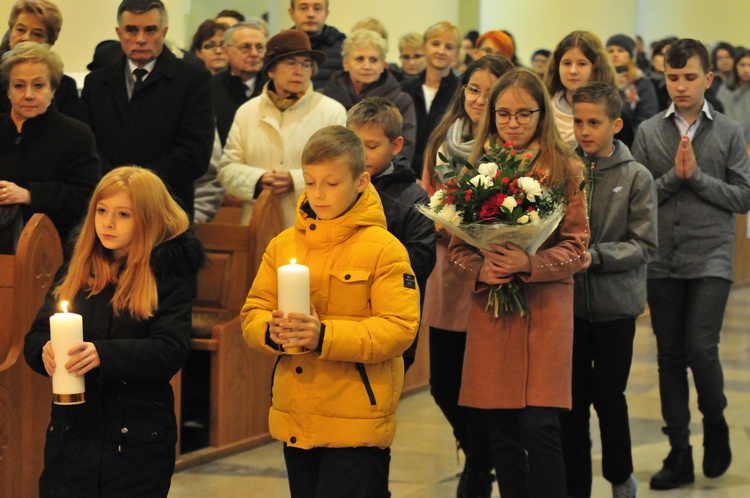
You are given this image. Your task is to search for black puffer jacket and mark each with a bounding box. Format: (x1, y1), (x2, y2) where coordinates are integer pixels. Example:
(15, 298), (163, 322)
(322, 69), (417, 162)
(306, 25), (346, 90)
(371, 156), (436, 369)
(24, 232), (205, 498)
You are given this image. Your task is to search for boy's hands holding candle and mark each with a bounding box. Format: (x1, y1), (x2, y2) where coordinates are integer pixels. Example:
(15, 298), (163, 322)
(42, 341), (100, 377)
(269, 304), (321, 352)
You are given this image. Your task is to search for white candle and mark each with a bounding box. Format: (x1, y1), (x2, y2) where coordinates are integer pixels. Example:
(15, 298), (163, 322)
(277, 259), (310, 348)
(50, 300), (86, 405)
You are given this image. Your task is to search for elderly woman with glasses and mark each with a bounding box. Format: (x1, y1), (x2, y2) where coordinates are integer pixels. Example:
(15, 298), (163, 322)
(0, 0), (82, 119)
(322, 29), (417, 162)
(0, 42), (100, 253)
(218, 30), (346, 228)
(190, 18), (228, 75)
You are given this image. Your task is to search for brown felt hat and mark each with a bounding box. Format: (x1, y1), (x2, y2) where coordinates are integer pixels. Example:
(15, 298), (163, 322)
(263, 30), (326, 74)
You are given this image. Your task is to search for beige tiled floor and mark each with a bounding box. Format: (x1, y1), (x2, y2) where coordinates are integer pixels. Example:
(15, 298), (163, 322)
(169, 285), (750, 497)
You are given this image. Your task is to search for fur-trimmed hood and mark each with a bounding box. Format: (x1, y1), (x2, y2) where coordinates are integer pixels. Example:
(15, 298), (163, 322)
(151, 230), (205, 278)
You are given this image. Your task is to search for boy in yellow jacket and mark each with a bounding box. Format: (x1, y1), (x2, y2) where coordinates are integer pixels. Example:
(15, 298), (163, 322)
(242, 125), (421, 498)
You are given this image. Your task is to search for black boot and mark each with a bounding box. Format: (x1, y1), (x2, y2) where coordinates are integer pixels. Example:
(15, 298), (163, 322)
(703, 418), (732, 478)
(456, 466), (493, 498)
(649, 446), (694, 490)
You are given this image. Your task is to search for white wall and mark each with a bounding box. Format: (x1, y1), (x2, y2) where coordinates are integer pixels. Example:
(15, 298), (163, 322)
(479, 0), (639, 67)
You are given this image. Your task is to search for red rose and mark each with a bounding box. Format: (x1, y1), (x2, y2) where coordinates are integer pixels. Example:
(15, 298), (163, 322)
(489, 193), (507, 206)
(465, 190), (472, 201)
(510, 149), (516, 154)
(480, 202), (499, 220)
(527, 206), (536, 212)
(504, 141), (513, 148)
(501, 177), (510, 185)
(446, 196), (454, 205)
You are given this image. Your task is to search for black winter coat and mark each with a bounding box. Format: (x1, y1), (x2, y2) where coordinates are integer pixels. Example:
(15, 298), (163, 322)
(371, 156), (436, 367)
(322, 68), (417, 162)
(212, 70), (267, 147)
(305, 25), (346, 90)
(81, 48), (214, 218)
(0, 107), (101, 247)
(24, 232), (205, 498)
(400, 70), (459, 178)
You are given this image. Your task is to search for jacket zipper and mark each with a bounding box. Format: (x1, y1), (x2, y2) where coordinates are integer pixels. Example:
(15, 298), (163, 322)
(585, 160), (595, 321)
(355, 363), (377, 406)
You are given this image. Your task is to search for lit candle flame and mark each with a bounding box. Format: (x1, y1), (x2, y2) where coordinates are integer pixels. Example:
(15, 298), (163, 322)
(62, 300), (69, 313)
(290, 258), (296, 265)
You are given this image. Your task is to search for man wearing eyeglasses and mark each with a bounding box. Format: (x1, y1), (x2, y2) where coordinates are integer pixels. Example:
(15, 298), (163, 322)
(213, 21), (268, 147)
(218, 30), (346, 228)
(81, 0), (213, 220)
(288, 0), (345, 90)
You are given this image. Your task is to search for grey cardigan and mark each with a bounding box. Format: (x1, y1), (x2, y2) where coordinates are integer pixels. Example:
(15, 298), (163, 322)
(574, 140), (658, 321)
(632, 104), (750, 281)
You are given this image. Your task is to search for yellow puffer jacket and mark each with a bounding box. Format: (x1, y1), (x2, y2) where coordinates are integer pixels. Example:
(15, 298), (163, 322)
(242, 183), (420, 449)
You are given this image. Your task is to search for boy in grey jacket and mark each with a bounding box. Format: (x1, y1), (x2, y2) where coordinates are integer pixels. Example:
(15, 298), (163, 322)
(632, 39), (750, 491)
(561, 82), (657, 498)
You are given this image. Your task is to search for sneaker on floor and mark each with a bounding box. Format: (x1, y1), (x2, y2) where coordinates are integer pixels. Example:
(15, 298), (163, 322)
(612, 474), (637, 498)
(703, 417), (732, 478)
(650, 446), (694, 490)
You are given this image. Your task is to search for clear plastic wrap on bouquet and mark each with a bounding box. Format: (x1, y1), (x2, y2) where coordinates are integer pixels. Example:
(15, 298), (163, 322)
(417, 204), (566, 318)
(417, 204), (565, 254)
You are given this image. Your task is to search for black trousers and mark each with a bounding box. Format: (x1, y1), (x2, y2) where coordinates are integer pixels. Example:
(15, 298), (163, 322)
(283, 445), (391, 498)
(428, 326), (493, 472)
(560, 317), (636, 497)
(488, 406), (566, 498)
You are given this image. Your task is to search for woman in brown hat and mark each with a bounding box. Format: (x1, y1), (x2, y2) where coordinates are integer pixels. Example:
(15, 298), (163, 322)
(218, 29), (347, 228)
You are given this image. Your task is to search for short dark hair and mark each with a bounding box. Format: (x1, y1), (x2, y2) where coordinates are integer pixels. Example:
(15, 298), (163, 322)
(572, 82), (622, 121)
(302, 125), (365, 176)
(347, 97), (403, 142)
(216, 9), (244, 22)
(117, 0), (167, 25)
(665, 38), (710, 74)
(290, 0), (329, 9)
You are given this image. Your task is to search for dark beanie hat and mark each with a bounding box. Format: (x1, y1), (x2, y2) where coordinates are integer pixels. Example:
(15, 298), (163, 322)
(606, 34), (636, 59)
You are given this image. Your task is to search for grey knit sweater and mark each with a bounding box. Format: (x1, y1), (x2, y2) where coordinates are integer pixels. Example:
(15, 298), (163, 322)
(632, 104), (750, 281)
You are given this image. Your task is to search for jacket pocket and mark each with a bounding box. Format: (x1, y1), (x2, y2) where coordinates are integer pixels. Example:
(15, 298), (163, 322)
(116, 397), (172, 445)
(329, 269), (372, 317)
(356, 362), (377, 406)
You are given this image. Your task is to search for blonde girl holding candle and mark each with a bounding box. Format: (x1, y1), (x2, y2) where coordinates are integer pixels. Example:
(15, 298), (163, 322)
(24, 166), (204, 498)
(451, 67), (588, 498)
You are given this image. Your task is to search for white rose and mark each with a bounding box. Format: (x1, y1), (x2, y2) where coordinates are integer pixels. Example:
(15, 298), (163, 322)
(470, 174), (494, 189)
(429, 189), (445, 209)
(501, 196), (517, 211)
(529, 210), (540, 222)
(517, 177), (542, 201)
(477, 162), (499, 178)
(518, 215), (530, 224)
(438, 204), (464, 226)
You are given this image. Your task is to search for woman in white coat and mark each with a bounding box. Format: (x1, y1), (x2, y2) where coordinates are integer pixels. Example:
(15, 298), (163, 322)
(218, 30), (346, 227)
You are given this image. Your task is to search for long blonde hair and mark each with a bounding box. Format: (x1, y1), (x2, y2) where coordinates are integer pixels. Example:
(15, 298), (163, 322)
(470, 67), (582, 197)
(54, 167), (189, 320)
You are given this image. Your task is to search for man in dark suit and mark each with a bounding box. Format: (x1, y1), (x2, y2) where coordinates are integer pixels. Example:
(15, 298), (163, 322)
(212, 21), (267, 148)
(81, 0), (214, 219)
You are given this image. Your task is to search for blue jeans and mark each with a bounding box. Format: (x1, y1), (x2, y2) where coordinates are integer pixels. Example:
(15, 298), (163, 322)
(561, 318), (636, 497)
(647, 277), (730, 448)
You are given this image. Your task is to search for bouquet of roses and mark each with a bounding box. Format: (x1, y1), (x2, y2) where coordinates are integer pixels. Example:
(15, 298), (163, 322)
(418, 138), (567, 318)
